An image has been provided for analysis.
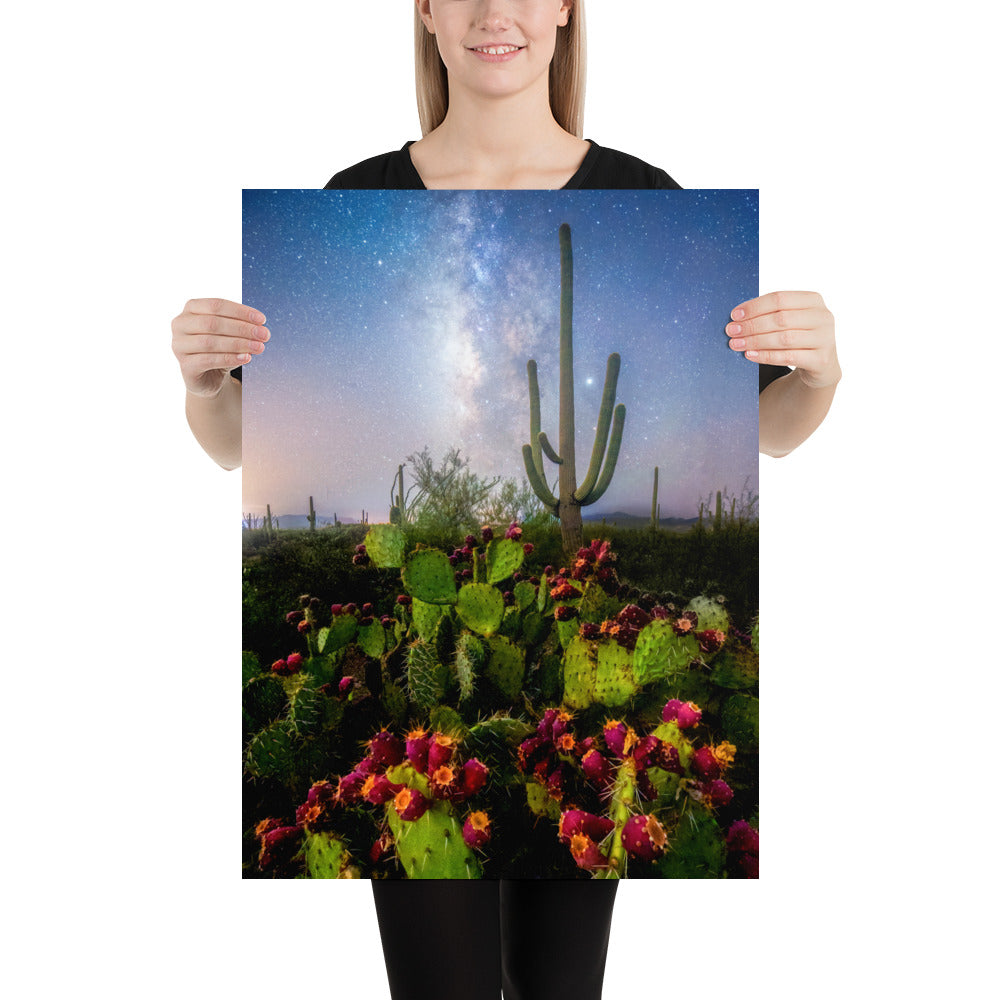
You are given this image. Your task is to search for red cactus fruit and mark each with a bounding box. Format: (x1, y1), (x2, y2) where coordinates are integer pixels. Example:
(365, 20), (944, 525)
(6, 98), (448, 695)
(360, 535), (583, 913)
(621, 814), (668, 861)
(676, 701), (702, 729)
(569, 833), (610, 871)
(632, 733), (663, 771)
(580, 748), (612, 786)
(297, 619), (311, 634)
(464, 534), (478, 548)
(363, 773), (403, 805)
(359, 615), (374, 626)
(739, 852), (759, 878)
(543, 761), (568, 797)
(602, 719), (637, 759)
(696, 629), (725, 654)
(370, 831), (394, 863)
(380, 615), (394, 628)
(355, 755), (380, 776)
(650, 605), (670, 620)
(550, 580), (578, 600)
(635, 768), (657, 802)
(481, 525), (494, 542)
(463, 810), (492, 849)
(285, 652), (303, 673)
(579, 621), (601, 640)
(651, 740), (682, 774)
(395, 595), (412, 606)
(726, 820), (760, 855)
(405, 727), (431, 773)
(330, 603), (343, 616)
(368, 729), (405, 767)
(429, 764), (462, 800)
(337, 771), (368, 804)
(505, 522), (522, 540)
(522, 542), (534, 555)
(338, 676), (354, 696)
(285, 610), (305, 624)
(427, 733), (457, 772)
(554, 604), (578, 621)
(536, 708), (559, 740)
(270, 658), (290, 675)
(691, 746), (722, 781)
(703, 779), (734, 807)
(461, 758), (490, 797)
(351, 554), (367, 566)
(258, 824), (304, 872)
(558, 809), (615, 845)
(618, 604), (652, 629)
(517, 734), (551, 773)
(394, 785), (431, 821)
(343, 603), (357, 616)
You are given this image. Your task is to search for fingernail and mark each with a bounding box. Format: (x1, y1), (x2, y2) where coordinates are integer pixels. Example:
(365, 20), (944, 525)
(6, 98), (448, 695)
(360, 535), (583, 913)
(727, 323), (742, 335)
(730, 338), (746, 350)
(732, 308), (746, 320)
(745, 350), (759, 359)
(252, 311), (266, 324)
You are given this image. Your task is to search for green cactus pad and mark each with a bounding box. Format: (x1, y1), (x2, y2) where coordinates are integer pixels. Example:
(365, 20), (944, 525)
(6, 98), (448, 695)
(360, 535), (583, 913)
(579, 583), (622, 624)
(357, 622), (386, 659)
(709, 645), (759, 690)
(318, 615), (358, 655)
(388, 800), (482, 879)
(456, 583), (505, 637)
(242, 675), (286, 730)
(525, 779), (562, 821)
(411, 598), (446, 642)
(537, 575), (553, 615)
(303, 831), (353, 878)
(485, 636), (526, 701)
(380, 679), (408, 725)
(684, 596), (730, 636)
(555, 619), (579, 649)
(453, 631), (485, 703)
(288, 674), (326, 735)
(513, 580), (537, 612)
(720, 693), (759, 750)
(498, 606), (522, 640)
(242, 651), (261, 684)
(595, 640), (639, 707)
(521, 610), (548, 646)
(632, 621), (699, 685)
(485, 538), (525, 584)
(402, 549), (458, 605)
(562, 636), (597, 709)
(428, 705), (470, 739)
(245, 719), (299, 781)
(364, 523), (406, 568)
(655, 807), (725, 878)
(535, 649), (563, 703)
(406, 639), (449, 709)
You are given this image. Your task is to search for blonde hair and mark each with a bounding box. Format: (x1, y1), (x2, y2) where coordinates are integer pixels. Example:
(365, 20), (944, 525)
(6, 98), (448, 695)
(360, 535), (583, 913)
(414, 1), (587, 138)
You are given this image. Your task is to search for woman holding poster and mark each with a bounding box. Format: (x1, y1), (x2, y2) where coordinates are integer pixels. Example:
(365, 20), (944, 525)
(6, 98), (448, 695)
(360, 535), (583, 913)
(173, 3), (840, 1000)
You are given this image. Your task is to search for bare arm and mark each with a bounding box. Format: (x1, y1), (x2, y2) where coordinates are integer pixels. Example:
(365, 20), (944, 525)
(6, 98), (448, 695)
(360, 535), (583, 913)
(185, 373), (243, 470)
(171, 297), (269, 470)
(726, 291), (841, 457)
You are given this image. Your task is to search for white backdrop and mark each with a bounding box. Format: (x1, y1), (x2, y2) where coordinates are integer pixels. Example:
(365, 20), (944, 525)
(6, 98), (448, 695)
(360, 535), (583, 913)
(4, 2), (994, 997)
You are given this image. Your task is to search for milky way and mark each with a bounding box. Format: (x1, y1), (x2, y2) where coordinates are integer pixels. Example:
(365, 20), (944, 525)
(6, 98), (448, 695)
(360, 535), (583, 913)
(242, 189), (758, 523)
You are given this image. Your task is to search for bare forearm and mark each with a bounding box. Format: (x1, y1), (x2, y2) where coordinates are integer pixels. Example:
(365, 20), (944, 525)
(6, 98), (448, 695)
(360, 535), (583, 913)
(759, 368), (839, 458)
(185, 374), (242, 470)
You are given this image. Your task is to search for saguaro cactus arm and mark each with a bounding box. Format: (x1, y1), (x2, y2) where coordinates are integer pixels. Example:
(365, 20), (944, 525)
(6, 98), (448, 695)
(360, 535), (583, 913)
(527, 360), (563, 468)
(575, 352), (623, 502)
(521, 445), (559, 514)
(579, 403), (626, 506)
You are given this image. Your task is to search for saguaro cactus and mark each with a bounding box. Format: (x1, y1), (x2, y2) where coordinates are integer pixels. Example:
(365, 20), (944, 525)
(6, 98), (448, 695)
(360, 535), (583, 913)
(522, 224), (626, 557)
(307, 496), (317, 532)
(650, 467), (659, 529)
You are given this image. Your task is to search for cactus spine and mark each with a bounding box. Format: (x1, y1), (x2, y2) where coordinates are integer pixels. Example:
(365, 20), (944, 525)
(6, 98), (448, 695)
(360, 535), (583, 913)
(522, 224), (626, 557)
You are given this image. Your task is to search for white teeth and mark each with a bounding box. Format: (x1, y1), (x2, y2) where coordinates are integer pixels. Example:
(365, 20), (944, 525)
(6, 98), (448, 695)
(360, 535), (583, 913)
(476, 45), (521, 55)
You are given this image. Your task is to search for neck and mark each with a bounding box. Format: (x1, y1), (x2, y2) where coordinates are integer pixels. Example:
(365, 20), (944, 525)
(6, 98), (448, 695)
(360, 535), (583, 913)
(428, 79), (571, 175)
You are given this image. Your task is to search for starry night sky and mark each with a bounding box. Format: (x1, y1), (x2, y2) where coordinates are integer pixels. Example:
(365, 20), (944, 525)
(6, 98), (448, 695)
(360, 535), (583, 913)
(242, 190), (758, 523)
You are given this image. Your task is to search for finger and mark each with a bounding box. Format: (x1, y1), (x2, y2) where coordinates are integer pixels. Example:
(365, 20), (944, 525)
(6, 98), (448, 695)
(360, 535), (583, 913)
(739, 347), (812, 368)
(182, 297), (266, 325)
(731, 290), (824, 321)
(725, 305), (827, 341)
(181, 350), (255, 375)
(174, 333), (267, 359)
(727, 328), (825, 355)
(172, 312), (269, 343)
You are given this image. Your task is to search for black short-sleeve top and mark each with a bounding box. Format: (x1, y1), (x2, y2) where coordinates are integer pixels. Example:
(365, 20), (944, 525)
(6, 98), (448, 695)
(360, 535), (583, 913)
(232, 141), (792, 392)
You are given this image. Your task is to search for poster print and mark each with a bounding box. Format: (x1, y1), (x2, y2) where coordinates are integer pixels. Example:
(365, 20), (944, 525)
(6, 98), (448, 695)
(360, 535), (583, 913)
(242, 190), (759, 879)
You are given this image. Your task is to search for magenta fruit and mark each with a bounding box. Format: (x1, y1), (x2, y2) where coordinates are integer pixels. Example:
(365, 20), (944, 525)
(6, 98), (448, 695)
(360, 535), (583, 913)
(691, 746), (721, 781)
(393, 785), (431, 821)
(427, 733), (457, 772)
(696, 629), (725, 654)
(405, 727), (431, 773)
(368, 729), (405, 767)
(558, 809), (615, 845)
(463, 810), (492, 849)
(568, 833), (610, 871)
(554, 605), (578, 621)
(621, 814), (668, 861)
(461, 758), (490, 797)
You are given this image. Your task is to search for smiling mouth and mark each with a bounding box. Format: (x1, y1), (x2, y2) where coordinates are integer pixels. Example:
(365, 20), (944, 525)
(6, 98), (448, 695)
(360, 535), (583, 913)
(467, 44), (525, 55)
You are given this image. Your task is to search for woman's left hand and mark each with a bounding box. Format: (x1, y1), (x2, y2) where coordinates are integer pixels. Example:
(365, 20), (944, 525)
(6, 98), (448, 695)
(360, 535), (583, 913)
(726, 290), (841, 389)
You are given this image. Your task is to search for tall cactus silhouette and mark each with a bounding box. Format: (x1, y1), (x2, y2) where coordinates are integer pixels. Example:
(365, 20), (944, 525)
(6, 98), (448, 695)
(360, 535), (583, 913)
(522, 224), (626, 557)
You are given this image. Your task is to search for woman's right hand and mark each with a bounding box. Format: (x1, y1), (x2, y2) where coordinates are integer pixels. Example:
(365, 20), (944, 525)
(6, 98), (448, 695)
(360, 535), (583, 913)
(171, 297), (269, 397)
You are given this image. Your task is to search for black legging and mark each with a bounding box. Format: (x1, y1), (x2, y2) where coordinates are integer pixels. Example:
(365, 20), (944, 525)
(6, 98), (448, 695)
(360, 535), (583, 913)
(371, 879), (619, 1000)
